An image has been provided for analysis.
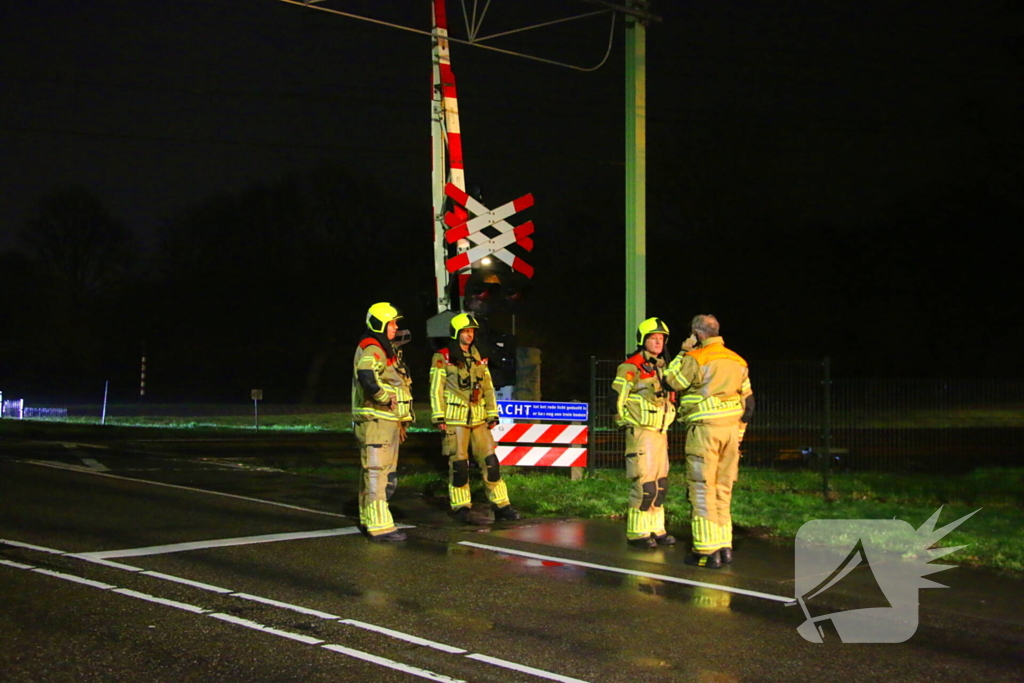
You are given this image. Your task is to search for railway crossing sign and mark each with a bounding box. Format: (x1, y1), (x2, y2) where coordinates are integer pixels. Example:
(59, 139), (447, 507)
(444, 183), (535, 278)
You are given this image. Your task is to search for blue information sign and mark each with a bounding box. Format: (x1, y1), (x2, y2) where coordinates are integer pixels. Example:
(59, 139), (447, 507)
(497, 401), (588, 422)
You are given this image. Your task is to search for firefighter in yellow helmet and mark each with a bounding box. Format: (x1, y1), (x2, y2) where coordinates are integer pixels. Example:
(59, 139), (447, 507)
(665, 314), (753, 568)
(612, 317), (677, 549)
(430, 313), (521, 524)
(352, 302), (414, 541)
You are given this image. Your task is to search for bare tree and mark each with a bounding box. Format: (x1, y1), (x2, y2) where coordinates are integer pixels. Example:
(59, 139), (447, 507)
(19, 185), (135, 299)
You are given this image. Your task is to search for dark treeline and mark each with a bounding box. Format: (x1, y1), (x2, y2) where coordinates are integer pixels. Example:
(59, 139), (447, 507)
(2, 153), (1022, 407)
(1, 164), (430, 404)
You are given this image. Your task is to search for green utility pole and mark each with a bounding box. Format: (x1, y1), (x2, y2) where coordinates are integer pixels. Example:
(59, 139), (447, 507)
(624, 3), (647, 352)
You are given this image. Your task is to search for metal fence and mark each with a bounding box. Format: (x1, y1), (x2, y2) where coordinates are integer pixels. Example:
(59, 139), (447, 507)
(589, 357), (1024, 487)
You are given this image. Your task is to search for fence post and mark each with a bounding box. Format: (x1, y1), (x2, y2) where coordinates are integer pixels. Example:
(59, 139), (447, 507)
(822, 357), (832, 496)
(588, 355), (597, 473)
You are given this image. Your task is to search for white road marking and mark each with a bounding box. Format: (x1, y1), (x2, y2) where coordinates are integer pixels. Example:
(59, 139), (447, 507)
(209, 613), (325, 645)
(139, 571), (234, 594)
(3, 558), (457, 680)
(70, 556), (144, 571)
(0, 559), (35, 569)
(22, 460), (352, 519)
(22, 460), (100, 474)
(112, 588), (209, 614)
(339, 619), (468, 654)
(459, 541), (797, 604)
(78, 527), (363, 559)
(466, 654), (592, 683)
(233, 593), (341, 619)
(30, 568), (116, 590)
(321, 643), (466, 683)
(0, 538), (65, 554)
(1, 539), (593, 682)
(80, 458), (110, 472)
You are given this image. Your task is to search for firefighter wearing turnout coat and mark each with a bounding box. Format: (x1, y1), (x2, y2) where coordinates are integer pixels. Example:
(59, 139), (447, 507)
(352, 302), (414, 542)
(612, 317), (678, 549)
(430, 313), (521, 524)
(665, 314), (753, 568)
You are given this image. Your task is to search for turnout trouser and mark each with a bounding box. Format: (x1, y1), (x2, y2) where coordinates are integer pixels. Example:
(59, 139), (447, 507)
(445, 424), (510, 509)
(624, 427), (670, 541)
(355, 419), (400, 537)
(685, 422), (740, 553)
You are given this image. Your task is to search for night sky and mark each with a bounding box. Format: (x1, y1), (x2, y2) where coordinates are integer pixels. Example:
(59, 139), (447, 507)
(2, 1), (1022, 402)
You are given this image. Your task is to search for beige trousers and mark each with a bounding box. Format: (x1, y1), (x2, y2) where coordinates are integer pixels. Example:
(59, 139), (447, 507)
(624, 427), (670, 540)
(685, 422), (740, 553)
(355, 419), (400, 536)
(444, 424), (510, 509)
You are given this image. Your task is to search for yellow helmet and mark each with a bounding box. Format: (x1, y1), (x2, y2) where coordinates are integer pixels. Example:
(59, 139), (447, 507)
(636, 317), (670, 346)
(449, 312), (480, 340)
(366, 302), (402, 333)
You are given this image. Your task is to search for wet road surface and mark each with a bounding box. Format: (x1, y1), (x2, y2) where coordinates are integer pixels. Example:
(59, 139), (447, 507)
(1, 435), (1022, 682)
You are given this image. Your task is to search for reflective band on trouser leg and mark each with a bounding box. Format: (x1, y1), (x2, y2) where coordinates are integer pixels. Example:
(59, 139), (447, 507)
(691, 516), (728, 554)
(449, 484), (472, 509)
(627, 507), (655, 540)
(361, 500), (396, 536)
(651, 507), (667, 537)
(686, 423), (725, 552)
(448, 426), (472, 509)
(485, 479), (510, 507)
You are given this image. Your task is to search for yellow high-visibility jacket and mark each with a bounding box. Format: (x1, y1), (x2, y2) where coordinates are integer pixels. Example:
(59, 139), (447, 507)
(612, 350), (677, 433)
(429, 346), (499, 427)
(665, 336), (752, 426)
(351, 336), (414, 423)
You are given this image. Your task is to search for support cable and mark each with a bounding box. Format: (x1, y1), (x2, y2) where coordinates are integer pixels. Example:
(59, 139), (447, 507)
(286, 0), (617, 72)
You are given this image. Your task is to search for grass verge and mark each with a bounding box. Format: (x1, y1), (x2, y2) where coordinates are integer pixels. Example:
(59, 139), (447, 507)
(22, 408), (438, 433)
(5, 418), (1019, 573)
(291, 465), (1023, 574)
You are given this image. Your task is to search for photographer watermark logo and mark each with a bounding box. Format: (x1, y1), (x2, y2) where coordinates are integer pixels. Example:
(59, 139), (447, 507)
(794, 507), (978, 643)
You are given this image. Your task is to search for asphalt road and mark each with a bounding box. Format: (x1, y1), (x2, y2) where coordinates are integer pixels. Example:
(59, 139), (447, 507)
(1, 435), (1022, 682)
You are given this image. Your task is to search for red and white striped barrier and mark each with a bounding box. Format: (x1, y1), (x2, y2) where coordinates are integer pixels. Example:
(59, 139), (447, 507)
(492, 423), (587, 467)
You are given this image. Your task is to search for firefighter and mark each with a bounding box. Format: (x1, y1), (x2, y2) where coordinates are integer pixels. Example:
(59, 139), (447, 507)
(430, 313), (521, 524)
(352, 302), (414, 542)
(665, 314), (753, 568)
(612, 317), (677, 549)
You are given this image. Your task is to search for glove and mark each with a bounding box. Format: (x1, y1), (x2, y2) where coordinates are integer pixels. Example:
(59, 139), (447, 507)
(434, 420), (446, 432)
(486, 417), (500, 429)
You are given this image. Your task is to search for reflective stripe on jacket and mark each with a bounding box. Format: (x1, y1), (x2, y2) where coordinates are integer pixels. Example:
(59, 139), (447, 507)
(429, 346), (499, 427)
(352, 338), (413, 423)
(665, 336), (751, 425)
(612, 350), (677, 433)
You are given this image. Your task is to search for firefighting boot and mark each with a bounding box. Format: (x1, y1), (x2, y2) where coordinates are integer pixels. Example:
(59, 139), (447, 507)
(451, 507), (487, 525)
(368, 529), (407, 542)
(653, 533), (676, 546)
(492, 504), (522, 521)
(720, 547), (734, 564)
(684, 550), (722, 568)
(628, 535), (658, 549)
